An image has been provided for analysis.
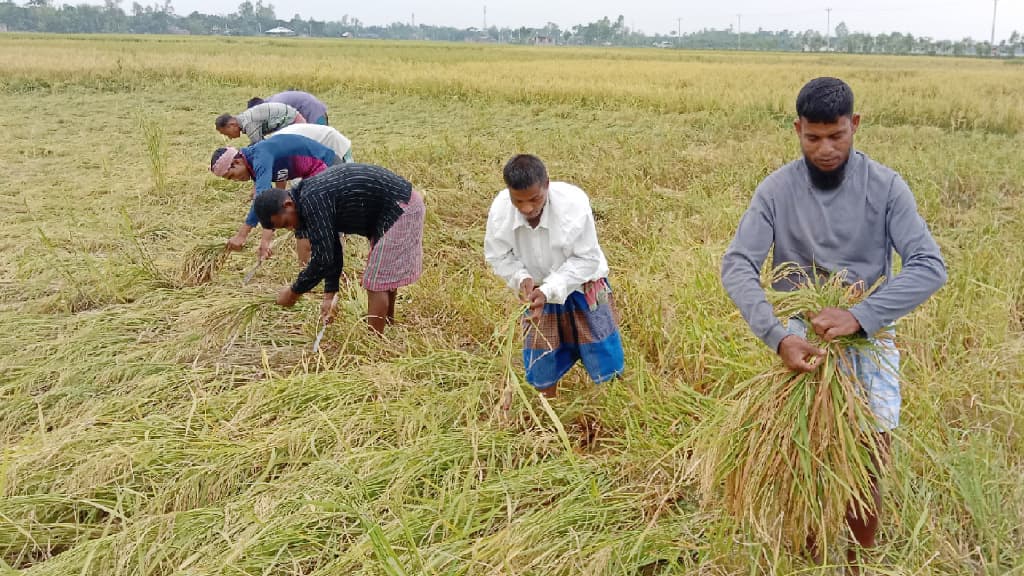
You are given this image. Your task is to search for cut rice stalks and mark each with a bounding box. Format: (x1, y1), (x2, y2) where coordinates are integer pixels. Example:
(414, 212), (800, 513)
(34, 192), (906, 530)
(180, 241), (230, 286)
(197, 295), (277, 349)
(690, 264), (891, 552)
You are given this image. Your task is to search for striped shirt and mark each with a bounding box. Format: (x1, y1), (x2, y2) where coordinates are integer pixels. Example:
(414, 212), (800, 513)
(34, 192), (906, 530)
(290, 164), (413, 294)
(236, 102), (301, 144)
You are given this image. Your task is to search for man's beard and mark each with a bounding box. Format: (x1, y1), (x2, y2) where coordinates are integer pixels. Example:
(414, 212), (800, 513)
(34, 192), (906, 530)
(804, 155), (849, 191)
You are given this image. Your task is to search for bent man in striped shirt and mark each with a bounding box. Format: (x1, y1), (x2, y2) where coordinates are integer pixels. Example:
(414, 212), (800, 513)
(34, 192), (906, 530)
(254, 164), (426, 334)
(215, 102), (305, 144)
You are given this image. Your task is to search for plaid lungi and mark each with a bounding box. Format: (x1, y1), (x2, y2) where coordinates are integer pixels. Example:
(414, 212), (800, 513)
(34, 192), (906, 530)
(362, 190), (425, 292)
(786, 318), (901, 431)
(523, 279), (625, 390)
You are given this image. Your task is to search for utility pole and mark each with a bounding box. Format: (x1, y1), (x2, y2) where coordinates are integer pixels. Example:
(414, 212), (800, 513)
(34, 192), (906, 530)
(677, 17), (682, 47)
(826, 8), (832, 51)
(483, 5), (487, 33)
(990, 0), (998, 54)
(737, 14), (743, 50)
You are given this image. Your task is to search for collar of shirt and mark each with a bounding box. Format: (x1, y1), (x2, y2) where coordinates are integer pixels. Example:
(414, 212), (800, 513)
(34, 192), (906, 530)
(239, 150), (255, 179)
(511, 196), (551, 231)
(292, 185), (307, 233)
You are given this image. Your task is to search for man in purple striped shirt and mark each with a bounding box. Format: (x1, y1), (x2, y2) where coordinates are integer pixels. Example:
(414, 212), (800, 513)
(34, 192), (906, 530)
(249, 90), (329, 125)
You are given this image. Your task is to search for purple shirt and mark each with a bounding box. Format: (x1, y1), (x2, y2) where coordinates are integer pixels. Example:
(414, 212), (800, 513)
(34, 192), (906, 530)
(266, 91), (328, 123)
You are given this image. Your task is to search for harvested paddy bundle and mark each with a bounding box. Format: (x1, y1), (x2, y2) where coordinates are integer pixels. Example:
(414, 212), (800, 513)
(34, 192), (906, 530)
(691, 266), (890, 551)
(180, 241), (230, 285)
(197, 295), (277, 347)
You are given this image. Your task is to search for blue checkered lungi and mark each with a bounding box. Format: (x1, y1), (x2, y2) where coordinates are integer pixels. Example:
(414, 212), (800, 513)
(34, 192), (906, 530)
(523, 281), (625, 391)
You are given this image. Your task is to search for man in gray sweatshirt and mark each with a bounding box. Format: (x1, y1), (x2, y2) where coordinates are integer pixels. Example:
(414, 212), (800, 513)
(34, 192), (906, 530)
(721, 77), (947, 570)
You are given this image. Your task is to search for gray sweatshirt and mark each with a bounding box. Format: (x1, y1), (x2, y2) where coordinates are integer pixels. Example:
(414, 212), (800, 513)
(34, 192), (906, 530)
(721, 150), (947, 351)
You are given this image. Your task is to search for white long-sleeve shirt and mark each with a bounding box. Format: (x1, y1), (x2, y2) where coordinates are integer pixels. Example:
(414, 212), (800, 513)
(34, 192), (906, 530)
(484, 181), (609, 305)
(267, 124), (352, 159)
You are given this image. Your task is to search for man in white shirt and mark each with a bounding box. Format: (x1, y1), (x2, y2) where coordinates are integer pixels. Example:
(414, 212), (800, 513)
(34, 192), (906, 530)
(484, 154), (625, 398)
(266, 123), (354, 163)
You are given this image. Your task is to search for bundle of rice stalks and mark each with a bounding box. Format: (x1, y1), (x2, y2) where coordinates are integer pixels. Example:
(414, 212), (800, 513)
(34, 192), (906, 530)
(198, 295), (277, 348)
(690, 265), (890, 551)
(180, 241), (230, 285)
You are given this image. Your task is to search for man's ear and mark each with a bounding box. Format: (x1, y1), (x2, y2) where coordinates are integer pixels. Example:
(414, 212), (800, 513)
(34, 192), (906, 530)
(850, 113), (861, 133)
(283, 198), (296, 209)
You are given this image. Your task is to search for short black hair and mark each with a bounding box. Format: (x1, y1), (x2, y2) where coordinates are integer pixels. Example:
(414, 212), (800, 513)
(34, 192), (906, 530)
(247, 97), (265, 109)
(254, 188), (291, 229)
(215, 113), (236, 129)
(796, 77), (854, 123)
(210, 147), (234, 170)
(503, 154), (548, 190)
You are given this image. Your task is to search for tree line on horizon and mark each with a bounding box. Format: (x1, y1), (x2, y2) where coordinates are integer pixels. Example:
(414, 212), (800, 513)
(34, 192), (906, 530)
(2, 0), (1022, 57)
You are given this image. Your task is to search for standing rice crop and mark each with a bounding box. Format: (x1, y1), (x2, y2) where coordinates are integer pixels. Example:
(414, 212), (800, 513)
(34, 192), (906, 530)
(690, 265), (890, 552)
(139, 116), (168, 193)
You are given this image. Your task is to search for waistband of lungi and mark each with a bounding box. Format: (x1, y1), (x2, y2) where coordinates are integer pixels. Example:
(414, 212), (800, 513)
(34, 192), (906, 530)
(400, 189), (424, 209)
(581, 278), (611, 310)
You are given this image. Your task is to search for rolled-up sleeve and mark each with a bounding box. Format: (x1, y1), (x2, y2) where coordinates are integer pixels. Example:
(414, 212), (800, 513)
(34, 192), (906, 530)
(291, 192), (343, 294)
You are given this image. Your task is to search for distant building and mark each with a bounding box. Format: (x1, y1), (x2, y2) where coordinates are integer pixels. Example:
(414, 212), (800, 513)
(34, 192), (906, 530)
(533, 35), (554, 45)
(265, 27), (296, 37)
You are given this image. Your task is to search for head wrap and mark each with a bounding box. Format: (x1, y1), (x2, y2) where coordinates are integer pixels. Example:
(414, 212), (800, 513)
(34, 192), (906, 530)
(211, 147), (240, 177)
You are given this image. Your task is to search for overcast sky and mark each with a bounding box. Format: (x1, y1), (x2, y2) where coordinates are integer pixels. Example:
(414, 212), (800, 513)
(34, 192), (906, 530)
(163, 0), (1021, 41)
